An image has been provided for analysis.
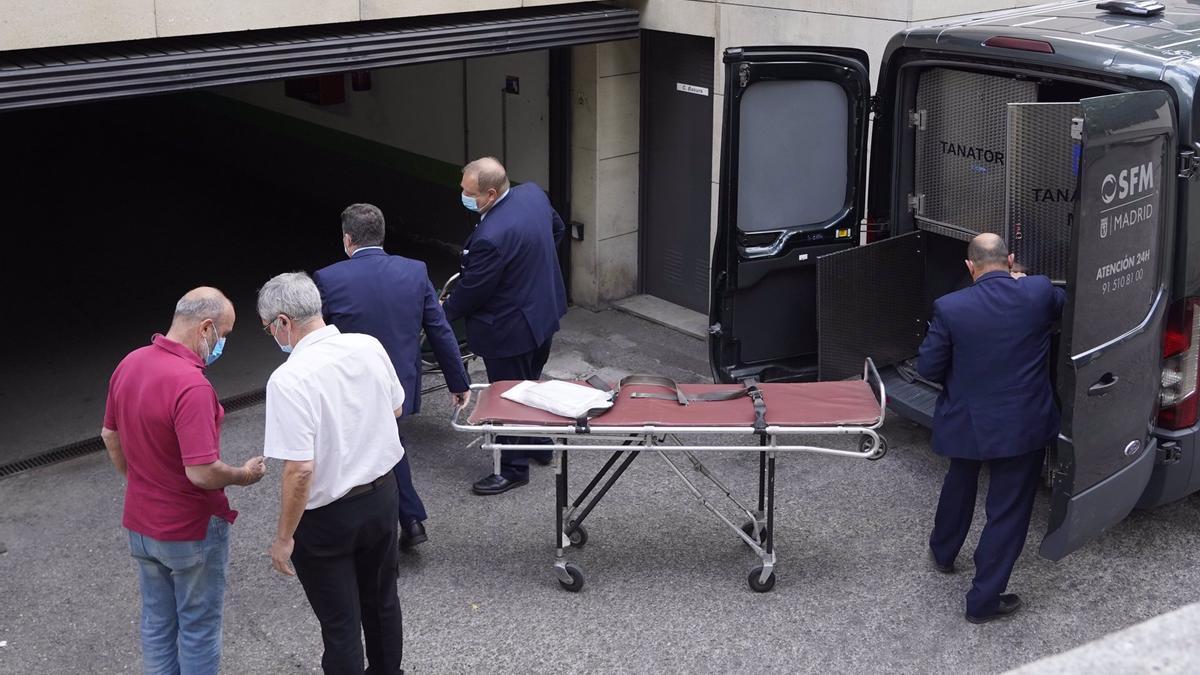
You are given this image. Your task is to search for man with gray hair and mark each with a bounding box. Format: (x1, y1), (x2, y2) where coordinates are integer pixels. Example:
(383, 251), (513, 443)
(917, 232), (1065, 624)
(446, 156), (567, 495)
(102, 286), (266, 675)
(259, 271), (405, 673)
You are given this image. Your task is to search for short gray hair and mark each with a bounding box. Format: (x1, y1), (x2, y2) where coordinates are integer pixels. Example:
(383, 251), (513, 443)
(341, 203), (385, 247)
(463, 156), (510, 194)
(175, 295), (225, 323)
(257, 272), (322, 323)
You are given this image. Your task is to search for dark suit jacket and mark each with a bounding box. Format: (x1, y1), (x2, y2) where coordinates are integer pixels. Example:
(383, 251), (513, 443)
(917, 270), (1067, 460)
(314, 248), (470, 416)
(442, 183), (568, 359)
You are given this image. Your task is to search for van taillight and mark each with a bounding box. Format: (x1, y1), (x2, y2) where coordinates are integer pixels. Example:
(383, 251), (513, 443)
(1159, 297), (1200, 430)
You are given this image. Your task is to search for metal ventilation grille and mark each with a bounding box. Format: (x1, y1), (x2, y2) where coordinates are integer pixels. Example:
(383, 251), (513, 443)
(914, 68), (1036, 238)
(1006, 102), (1080, 283)
(0, 388), (267, 478)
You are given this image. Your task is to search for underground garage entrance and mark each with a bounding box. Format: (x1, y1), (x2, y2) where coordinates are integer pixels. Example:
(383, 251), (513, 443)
(0, 5), (638, 468)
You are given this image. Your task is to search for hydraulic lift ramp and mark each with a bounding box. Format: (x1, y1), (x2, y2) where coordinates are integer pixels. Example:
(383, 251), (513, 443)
(817, 230), (967, 425)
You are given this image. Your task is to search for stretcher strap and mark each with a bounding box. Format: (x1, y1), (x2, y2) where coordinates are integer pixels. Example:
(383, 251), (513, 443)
(583, 374), (768, 433)
(746, 386), (766, 433)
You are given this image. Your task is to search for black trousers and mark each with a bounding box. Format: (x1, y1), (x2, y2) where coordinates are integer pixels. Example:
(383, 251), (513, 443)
(292, 474), (403, 675)
(483, 337), (555, 481)
(929, 449), (1045, 617)
(392, 431), (427, 523)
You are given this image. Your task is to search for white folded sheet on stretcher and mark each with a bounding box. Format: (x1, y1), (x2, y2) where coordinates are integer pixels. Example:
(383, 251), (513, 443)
(500, 380), (614, 419)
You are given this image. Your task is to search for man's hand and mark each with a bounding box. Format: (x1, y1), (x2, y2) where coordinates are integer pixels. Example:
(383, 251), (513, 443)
(241, 457), (267, 485)
(270, 537), (295, 576)
(450, 390), (472, 409)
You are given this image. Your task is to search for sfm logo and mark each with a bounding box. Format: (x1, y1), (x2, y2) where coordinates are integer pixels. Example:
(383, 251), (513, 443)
(1100, 162), (1154, 205)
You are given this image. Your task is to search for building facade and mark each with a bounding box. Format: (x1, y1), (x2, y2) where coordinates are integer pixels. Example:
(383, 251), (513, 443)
(1, 1), (1039, 312)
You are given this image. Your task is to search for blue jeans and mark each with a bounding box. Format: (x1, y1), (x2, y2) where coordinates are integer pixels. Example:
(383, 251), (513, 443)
(128, 516), (230, 675)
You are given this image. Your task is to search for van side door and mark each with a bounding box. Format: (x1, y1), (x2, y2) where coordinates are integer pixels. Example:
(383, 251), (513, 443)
(1041, 90), (1174, 561)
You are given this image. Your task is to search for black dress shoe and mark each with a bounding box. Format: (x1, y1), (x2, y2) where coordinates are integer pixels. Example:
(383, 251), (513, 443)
(532, 456), (552, 466)
(399, 519), (427, 551)
(472, 473), (528, 495)
(966, 594), (1022, 624)
(929, 548), (955, 574)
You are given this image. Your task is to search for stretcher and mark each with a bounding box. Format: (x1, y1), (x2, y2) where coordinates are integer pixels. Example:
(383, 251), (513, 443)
(451, 359), (888, 593)
(421, 273), (478, 395)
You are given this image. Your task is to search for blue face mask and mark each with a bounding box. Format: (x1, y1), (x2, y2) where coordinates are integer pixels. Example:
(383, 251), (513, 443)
(462, 192), (485, 213)
(273, 320), (293, 354)
(203, 325), (226, 366)
(207, 337), (226, 365)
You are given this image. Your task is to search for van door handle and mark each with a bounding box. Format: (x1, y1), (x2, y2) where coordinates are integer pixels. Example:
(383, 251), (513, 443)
(1088, 373), (1119, 396)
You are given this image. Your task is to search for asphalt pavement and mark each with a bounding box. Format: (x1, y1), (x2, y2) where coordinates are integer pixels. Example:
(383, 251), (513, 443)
(1, 308), (1198, 674)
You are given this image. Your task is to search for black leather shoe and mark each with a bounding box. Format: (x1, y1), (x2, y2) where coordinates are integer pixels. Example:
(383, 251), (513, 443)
(471, 474), (529, 495)
(929, 548), (955, 574)
(532, 456), (553, 466)
(399, 519), (427, 551)
(966, 594), (1022, 624)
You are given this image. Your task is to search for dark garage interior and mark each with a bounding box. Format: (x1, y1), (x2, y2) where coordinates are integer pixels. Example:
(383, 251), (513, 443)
(0, 92), (472, 465)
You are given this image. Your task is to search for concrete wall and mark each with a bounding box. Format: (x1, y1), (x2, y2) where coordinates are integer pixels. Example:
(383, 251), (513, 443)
(570, 39), (642, 308)
(216, 52), (550, 187)
(0, 0), (587, 50)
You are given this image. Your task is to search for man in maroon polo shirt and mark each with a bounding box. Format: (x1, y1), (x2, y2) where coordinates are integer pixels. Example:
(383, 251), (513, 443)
(101, 287), (266, 675)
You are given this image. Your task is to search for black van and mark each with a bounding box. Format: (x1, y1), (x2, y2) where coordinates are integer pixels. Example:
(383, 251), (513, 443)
(709, 0), (1200, 561)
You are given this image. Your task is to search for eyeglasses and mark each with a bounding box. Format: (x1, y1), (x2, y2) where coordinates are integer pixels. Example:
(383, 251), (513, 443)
(262, 315), (284, 336)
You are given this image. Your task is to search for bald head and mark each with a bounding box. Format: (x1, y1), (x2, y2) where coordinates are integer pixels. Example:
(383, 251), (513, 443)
(463, 157), (509, 195)
(166, 286), (235, 363)
(172, 287), (234, 332)
(966, 233), (1014, 280)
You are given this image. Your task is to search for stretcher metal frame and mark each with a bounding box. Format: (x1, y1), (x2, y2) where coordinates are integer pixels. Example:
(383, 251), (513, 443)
(451, 359), (888, 593)
(421, 273), (478, 395)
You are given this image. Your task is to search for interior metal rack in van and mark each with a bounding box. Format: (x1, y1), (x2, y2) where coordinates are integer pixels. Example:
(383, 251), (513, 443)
(709, 0), (1200, 561)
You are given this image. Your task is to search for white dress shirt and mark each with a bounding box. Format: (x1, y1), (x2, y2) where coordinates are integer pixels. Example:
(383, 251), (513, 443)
(478, 188), (510, 224)
(263, 325), (406, 509)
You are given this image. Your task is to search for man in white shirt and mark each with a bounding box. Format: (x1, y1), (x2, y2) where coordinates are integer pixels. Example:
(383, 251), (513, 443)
(258, 271), (405, 674)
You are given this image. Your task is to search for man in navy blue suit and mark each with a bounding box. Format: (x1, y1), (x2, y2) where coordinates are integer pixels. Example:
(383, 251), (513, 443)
(314, 203), (471, 550)
(443, 157), (568, 495)
(917, 232), (1065, 624)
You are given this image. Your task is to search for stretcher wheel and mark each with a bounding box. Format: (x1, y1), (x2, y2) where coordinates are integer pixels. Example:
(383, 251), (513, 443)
(565, 522), (588, 547)
(559, 563), (585, 592)
(747, 565), (776, 593)
(740, 521), (763, 545)
(860, 435), (888, 460)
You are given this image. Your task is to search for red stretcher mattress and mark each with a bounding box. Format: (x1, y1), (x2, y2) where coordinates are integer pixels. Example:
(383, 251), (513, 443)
(468, 380), (881, 428)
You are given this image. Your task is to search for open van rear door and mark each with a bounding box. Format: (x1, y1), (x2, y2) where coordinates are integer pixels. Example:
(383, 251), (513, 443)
(709, 47), (870, 383)
(1041, 91), (1174, 561)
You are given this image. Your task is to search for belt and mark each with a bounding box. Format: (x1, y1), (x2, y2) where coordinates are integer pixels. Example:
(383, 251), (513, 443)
(338, 473), (391, 502)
